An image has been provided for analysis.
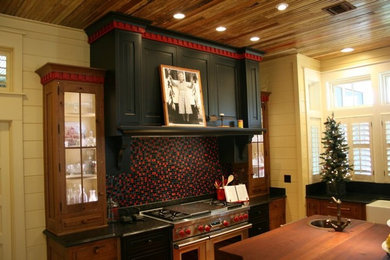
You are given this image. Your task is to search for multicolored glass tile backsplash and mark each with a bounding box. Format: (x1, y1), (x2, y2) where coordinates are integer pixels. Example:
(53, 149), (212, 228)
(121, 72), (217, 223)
(106, 137), (232, 207)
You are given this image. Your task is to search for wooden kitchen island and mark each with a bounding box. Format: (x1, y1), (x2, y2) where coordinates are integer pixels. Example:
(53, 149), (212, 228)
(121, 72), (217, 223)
(218, 215), (390, 260)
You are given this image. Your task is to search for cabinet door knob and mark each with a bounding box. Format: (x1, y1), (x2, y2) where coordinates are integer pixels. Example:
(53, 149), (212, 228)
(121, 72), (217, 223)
(94, 245), (104, 254)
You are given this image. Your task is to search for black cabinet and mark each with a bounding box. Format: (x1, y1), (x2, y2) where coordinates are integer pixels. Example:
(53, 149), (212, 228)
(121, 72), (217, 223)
(142, 40), (177, 125)
(87, 13), (264, 134)
(121, 228), (172, 260)
(248, 203), (269, 237)
(210, 56), (240, 126)
(177, 48), (210, 120)
(117, 31), (142, 126)
(90, 30), (143, 136)
(243, 60), (261, 128)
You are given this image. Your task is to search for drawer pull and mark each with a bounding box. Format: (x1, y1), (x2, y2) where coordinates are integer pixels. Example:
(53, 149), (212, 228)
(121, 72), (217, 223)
(327, 206), (351, 211)
(81, 219), (87, 224)
(147, 239), (153, 243)
(94, 245), (105, 254)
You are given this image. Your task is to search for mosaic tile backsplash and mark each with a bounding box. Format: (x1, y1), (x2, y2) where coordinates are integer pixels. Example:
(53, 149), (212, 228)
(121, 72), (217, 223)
(106, 137), (232, 207)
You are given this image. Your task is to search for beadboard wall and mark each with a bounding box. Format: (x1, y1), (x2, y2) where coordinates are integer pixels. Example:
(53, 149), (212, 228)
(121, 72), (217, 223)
(0, 13), (90, 260)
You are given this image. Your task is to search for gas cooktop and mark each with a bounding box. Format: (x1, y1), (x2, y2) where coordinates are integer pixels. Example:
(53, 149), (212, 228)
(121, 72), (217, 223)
(141, 199), (243, 222)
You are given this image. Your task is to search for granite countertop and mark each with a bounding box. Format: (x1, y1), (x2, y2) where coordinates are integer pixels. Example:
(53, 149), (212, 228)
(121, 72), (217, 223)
(306, 192), (390, 204)
(44, 216), (172, 247)
(306, 181), (390, 204)
(45, 188), (286, 247)
(248, 187), (286, 207)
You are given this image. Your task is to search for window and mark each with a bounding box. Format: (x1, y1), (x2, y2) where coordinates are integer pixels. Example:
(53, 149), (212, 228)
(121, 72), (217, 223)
(338, 117), (373, 179)
(351, 122), (372, 175)
(380, 72), (390, 104)
(0, 54), (6, 89)
(383, 117), (390, 177)
(330, 79), (373, 108)
(251, 134), (265, 178)
(309, 120), (321, 176)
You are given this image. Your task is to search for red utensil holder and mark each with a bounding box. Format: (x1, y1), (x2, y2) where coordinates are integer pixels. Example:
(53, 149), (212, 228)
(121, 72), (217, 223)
(217, 187), (225, 201)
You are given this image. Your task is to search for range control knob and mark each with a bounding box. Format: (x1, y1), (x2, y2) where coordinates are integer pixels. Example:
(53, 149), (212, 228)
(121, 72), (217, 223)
(239, 215), (244, 221)
(179, 229), (185, 236)
(198, 225), (204, 232)
(233, 216), (239, 222)
(243, 213), (249, 220)
(185, 228), (191, 235)
(223, 220), (229, 227)
(204, 225), (211, 232)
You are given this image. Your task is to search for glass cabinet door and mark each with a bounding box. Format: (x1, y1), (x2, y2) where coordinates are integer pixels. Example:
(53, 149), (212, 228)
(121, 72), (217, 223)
(64, 92), (98, 205)
(251, 134), (265, 179)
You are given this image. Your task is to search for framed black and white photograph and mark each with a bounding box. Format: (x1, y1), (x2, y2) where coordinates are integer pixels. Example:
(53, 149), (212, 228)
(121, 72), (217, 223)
(160, 65), (206, 127)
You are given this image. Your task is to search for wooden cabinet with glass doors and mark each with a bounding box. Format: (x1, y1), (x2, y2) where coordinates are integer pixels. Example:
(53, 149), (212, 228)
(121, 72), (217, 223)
(36, 63), (107, 235)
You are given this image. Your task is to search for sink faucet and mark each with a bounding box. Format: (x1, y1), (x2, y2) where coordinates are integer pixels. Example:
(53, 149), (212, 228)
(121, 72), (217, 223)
(326, 196), (351, 232)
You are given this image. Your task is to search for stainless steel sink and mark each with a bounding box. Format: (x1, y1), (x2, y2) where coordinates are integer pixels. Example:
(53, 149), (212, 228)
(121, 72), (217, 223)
(309, 219), (332, 229)
(309, 219), (349, 230)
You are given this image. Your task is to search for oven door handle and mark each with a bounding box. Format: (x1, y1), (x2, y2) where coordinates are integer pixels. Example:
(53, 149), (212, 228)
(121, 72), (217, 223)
(173, 236), (209, 249)
(209, 223), (252, 239)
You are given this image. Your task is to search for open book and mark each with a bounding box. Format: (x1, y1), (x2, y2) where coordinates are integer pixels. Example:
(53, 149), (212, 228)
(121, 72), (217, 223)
(224, 184), (249, 203)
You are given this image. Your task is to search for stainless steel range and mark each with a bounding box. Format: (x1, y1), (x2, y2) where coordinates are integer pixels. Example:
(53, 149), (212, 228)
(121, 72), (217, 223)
(142, 199), (252, 260)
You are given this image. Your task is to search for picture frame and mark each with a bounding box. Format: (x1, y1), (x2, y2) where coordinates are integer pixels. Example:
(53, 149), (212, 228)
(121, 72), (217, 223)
(160, 65), (206, 127)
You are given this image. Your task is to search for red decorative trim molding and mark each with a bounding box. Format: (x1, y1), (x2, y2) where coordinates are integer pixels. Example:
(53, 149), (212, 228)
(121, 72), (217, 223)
(243, 53), (263, 62)
(88, 21), (145, 44)
(142, 32), (254, 60)
(40, 71), (105, 85)
(88, 21), (263, 62)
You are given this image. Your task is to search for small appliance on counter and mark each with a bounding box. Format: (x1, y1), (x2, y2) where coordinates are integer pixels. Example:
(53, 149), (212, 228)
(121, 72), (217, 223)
(366, 200), (390, 224)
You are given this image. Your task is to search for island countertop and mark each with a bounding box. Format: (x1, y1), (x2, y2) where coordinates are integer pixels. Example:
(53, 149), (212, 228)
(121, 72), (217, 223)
(218, 215), (390, 260)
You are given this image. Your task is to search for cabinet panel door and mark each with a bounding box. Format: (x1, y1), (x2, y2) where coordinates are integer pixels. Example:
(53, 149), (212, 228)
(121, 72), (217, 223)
(178, 48), (210, 122)
(269, 198), (286, 230)
(142, 40), (177, 125)
(306, 198), (321, 216)
(69, 238), (118, 260)
(210, 56), (239, 124)
(245, 60), (261, 128)
(117, 31), (142, 126)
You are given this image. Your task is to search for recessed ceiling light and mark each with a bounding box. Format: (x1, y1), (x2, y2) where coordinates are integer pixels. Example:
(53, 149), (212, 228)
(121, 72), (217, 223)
(250, 36), (260, 42)
(276, 3), (289, 11)
(341, 47), (354, 53)
(173, 13), (185, 19)
(216, 26), (226, 32)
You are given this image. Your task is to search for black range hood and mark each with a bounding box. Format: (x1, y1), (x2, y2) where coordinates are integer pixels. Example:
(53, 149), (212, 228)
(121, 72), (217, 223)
(118, 125), (265, 137)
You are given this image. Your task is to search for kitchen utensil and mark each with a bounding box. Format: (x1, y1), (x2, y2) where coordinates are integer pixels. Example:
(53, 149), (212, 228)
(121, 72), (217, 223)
(226, 175), (234, 185)
(222, 176), (225, 187)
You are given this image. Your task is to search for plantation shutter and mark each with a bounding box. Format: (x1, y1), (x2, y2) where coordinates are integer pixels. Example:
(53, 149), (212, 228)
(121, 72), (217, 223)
(352, 122), (372, 175)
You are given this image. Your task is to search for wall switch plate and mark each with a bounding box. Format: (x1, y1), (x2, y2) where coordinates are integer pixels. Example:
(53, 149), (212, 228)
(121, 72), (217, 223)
(284, 175), (291, 183)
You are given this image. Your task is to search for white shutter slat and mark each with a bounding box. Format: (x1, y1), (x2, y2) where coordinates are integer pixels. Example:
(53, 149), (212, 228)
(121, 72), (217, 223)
(352, 122), (372, 175)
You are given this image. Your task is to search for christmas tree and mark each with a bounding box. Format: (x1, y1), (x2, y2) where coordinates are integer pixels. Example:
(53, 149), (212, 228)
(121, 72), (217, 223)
(320, 114), (352, 183)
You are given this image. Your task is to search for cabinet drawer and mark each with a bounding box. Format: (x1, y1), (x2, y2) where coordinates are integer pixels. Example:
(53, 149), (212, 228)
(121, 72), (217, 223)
(249, 221), (269, 237)
(249, 204), (269, 221)
(321, 200), (365, 220)
(63, 213), (104, 230)
(121, 229), (171, 258)
(70, 238), (118, 260)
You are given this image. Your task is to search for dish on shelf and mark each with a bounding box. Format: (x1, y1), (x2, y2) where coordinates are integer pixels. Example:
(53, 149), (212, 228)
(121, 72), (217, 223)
(387, 219), (390, 227)
(382, 241), (390, 256)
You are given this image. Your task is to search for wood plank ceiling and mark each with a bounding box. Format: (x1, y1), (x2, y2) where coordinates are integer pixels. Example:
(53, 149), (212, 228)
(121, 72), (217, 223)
(1, 0), (390, 61)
